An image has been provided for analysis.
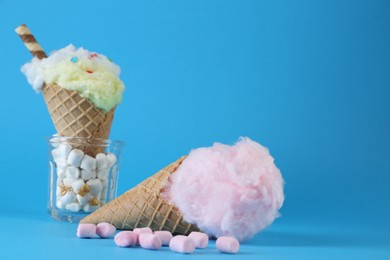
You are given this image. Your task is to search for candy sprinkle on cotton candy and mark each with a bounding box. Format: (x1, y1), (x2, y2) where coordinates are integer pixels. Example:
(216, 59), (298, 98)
(216, 236), (240, 254)
(162, 137), (285, 242)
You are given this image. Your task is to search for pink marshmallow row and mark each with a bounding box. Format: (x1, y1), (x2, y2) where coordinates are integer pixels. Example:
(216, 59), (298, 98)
(77, 223), (239, 254)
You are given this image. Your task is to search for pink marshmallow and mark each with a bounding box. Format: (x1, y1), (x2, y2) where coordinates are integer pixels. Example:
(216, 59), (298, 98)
(96, 222), (116, 238)
(216, 236), (240, 254)
(114, 231), (138, 247)
(154, 231), (173, 246)
(139, 233), (162, 250)
(169, 235), (195, 254)
(133, 227), (153, 245)
(77, 223), (97, 238)
(133, 227), (153, 235)
(188, 231), (209, 248)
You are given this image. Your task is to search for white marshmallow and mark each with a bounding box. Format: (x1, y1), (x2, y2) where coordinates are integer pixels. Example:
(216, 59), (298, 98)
(87, 179), (103, 196)
(51, 148), (59, 162)
(96, 153), (108, 169)
(57, 167), (67, 180)
(97, 168), (109, 180)
(56, 184), (62, 198)
(66, 202), (81, 212)
(80, 155), (97, 171)
(66, 166), (80, 179)
(56, 200), (66, 209)
(106, 153), (117, 168)
(81, 169), (96, 181)
(56, 158), (68, 168)
(101, 179), (108, 201)
(63, 177), (74, 186)
(77, 193), (92, 206)
(60, 191), (76, 206)
(83, 203), (100, 213)
(67, 149), (84, 167)
(57, 143), (72, 160)
(71, 179), (85, 194)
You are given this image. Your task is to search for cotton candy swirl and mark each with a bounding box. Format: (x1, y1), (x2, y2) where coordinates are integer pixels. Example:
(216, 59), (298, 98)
(21, 44), (124, 112)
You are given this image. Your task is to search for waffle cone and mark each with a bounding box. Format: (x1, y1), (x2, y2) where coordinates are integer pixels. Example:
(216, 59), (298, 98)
(42, 83), (115, 155)
(80, 156), (200, 235)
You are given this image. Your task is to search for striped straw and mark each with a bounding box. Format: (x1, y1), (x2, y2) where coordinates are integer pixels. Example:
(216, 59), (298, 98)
(15, 24), (47, 60)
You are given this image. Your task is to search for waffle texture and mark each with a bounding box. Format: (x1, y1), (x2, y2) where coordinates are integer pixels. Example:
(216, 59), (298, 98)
(80, 156), (200, 235)
(42, 83), (114, 139)
(42, 83), (115, 155)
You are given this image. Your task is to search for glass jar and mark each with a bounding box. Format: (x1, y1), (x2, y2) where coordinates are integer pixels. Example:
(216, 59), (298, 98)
(47, 135), (125, 222)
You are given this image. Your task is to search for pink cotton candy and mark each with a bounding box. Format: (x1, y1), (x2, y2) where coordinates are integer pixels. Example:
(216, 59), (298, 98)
(162, 137), (284, 242)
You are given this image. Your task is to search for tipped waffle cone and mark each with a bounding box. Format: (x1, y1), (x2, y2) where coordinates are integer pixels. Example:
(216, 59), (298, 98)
(80, 156), (200, 235)
(42, 83), (115, 155)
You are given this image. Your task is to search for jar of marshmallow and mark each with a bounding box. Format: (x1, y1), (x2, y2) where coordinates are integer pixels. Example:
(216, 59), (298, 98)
(48, 136), (125, 222)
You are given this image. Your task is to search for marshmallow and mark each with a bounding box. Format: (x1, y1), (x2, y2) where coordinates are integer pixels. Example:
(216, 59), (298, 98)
(96, 222), (116, 238)
(57, 143), (72, 160)
(57, 167), (67, 180)
(106, 153), (117, 168)
(100, 179), (108, 201)
(154, 231), (173, 246)
(51, 148), (59, 162)
(139, 233), (162, 250)
(56, 158), (68, 168)
(77, 193), (92, 206)
(114, 231), (137, 247)
(66, 202), (81, 212)
(56, 200), (66, 209)
(96, 153), (108, 169)
(77, 223), (97, 238)
(83, 202), (100, 213)
(67, 149), (84, 167)
(66, 166), (80, 179)
(188, 231), (209, 249)
(133, 227), (153, 235)
(80, 155), (97, 171)
(81, 169), (96, 181)
(216, 236), (240, 254)
(97, 168), (109, 180)
(71, 179), (85, 194)
(59, 190), (76, 206)
(62, 177), (74, 186)
(169, 235), (195, 254)
(87, 179), (103, 196)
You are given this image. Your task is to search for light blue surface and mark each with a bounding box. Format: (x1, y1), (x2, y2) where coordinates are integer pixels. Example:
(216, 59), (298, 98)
(0, 0), (389, 259)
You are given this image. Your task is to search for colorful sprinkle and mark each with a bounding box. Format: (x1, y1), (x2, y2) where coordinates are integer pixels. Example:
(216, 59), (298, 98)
(89, 53), (98, 59)
(86, 70), (93, 74)
(71, 56), (78, 63)
(108, 58), (113, 62)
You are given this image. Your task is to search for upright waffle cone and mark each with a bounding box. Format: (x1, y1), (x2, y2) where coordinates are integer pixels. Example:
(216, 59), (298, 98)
(42, 83), (115, 155)
(80, 156), (200, 235)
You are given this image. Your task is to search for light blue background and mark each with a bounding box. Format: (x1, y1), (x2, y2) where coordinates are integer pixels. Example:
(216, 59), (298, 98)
(0, 0), (389, 259)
